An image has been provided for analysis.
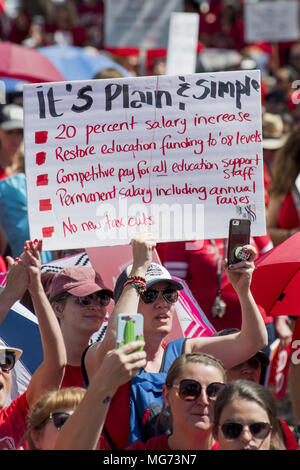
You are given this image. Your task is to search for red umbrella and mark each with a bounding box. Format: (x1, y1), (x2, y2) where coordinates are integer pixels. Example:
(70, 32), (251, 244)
(222, 231), (300, 317)
(0, 41), (65, 83)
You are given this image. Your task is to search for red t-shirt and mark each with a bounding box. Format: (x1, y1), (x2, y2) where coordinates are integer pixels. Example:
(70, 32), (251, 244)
(280, 419), (299, 450)
(126, 434), (219, 450)
(61, 364), (85, 389)
(0, 165), (8, 181)
(278, 192), (300, 230)
(0, 392), (28, 450)
(98, 382), (131, 450)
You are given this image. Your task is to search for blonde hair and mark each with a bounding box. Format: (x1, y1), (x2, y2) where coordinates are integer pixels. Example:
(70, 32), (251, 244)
(156, 353), (226, 433)
(165, 352), (226, 388)
(21, 387), (85, 449)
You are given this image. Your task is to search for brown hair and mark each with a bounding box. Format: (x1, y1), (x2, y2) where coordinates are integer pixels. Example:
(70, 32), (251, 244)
(21, 387), (85, 450)
(270, 126), (300, 196)
(212, 379), (285, 450)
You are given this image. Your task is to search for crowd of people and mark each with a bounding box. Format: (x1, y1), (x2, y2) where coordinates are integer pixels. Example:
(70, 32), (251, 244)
(0, 0), (299, 452)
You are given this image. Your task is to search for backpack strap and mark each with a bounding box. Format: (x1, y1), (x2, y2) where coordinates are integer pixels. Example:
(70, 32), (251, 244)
(81, 344), (92, 388)
(160, 337), (187, 373)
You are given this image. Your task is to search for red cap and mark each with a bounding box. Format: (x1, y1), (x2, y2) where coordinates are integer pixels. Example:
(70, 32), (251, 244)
(50, 266), (113, 299)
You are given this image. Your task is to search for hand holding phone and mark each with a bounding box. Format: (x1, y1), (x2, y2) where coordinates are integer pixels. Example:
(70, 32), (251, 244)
(116, 313), (144, 351)
(227, 219), (251, 265)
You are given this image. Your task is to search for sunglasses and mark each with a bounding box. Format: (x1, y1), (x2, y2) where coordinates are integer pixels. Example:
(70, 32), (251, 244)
(75, 291), (111, 307)
(0, 351), (16, 372)
(48, 412), (71, 430)
(168, 379), (225, 401)
(140, 287), (179, 304)
(221, 421), (272, 440)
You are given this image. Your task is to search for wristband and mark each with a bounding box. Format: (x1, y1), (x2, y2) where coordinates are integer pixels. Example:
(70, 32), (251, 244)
(127, 275), (147, 282)
(123, 278), (146, 294)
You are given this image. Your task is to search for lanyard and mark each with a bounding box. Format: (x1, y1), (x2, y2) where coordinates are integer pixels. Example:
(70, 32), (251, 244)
(210, 239), (227, 296)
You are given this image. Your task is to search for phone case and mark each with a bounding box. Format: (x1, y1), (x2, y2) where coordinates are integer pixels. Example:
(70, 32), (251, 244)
(116, 313), (144, 349)
(227, 219), (251, 265)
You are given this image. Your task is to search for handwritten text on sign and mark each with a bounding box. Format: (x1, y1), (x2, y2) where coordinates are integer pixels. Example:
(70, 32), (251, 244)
(23, 70), (265, 251)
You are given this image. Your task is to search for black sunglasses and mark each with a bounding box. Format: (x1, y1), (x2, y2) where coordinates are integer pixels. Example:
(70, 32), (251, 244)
(221, 421), (272, 440)
(168, 379), (225, 401)
(48, 412), (71, 430)
(75, 291), (111, 307)
(0, 351), (16, 372)
(140, 287), (179, 304)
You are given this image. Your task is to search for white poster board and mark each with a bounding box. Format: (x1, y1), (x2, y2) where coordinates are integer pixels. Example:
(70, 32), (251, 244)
(23, 70), (265, 251)
(244, 0), (299, 43)
(166, 12), (199, 75)
(104, 0), (183, 49)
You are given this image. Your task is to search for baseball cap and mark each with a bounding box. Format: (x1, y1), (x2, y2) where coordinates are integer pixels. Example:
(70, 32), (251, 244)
(0, 104), (23, 131)
(212, 328), (269, 366)
(0, 339), (22, 363)
(49, 266), (113, 300)
(114, 262), (183, 303)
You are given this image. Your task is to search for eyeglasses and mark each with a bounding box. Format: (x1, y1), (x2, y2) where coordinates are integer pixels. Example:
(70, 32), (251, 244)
(220, 421), (272, 440)
(75, 291), (111, 307)
(140, 288), (179, 304)
(168, 379), (225, 401)
(48, 412), (71, 430)
(0, 351), (16, 372)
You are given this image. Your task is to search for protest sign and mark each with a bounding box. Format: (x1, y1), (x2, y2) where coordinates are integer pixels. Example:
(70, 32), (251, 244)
(244, 0), (299, 43)
(104, 0), (183, 49)
(166, 12), (199, 75)
(23, 69), (265, 251)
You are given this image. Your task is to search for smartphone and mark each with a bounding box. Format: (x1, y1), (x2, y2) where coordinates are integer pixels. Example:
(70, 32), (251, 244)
(227, 219), (251, 265)
(116, 313), (144, 350)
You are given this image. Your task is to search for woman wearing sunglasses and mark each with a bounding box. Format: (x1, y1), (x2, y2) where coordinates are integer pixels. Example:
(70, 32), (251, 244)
(20, 387), (85, 450)
(22, 340), (146, 450)
(213, 380), (286, 450)
(83, 233), (268, 449)
(48, 266), (113, 389)
(54, 352), (224, 450)
(127, 352), (226, 450)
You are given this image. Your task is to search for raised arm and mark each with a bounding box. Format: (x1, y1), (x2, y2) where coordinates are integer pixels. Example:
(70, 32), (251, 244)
(54, 341), (146, 450)
(185, 244), (268, 369)
(18, 240), (67, 408)
(84, 233), (155, 379)
(0, 255), (28, 324)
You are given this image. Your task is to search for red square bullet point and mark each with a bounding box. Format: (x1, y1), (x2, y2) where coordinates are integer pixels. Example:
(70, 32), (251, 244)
(39, 199), (52, 211)
(36, 174), (48, 186)
(36, 152), (46, 165)
(35, 131), (48, 144)
(42, 226), (54, 238)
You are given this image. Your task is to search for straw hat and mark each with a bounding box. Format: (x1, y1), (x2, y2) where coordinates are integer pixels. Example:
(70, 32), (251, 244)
(262, 113), (288, 150)
(0, 339), (22, 363)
